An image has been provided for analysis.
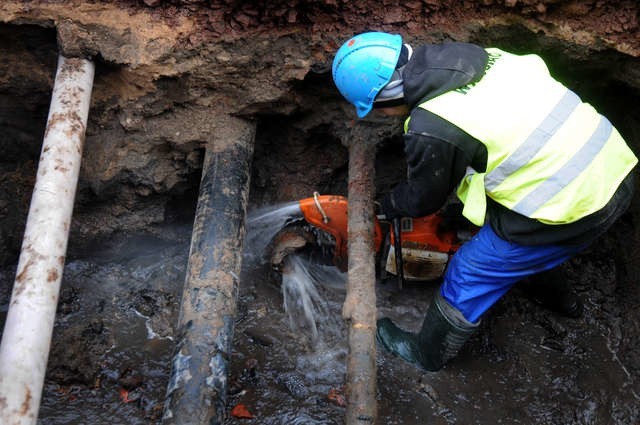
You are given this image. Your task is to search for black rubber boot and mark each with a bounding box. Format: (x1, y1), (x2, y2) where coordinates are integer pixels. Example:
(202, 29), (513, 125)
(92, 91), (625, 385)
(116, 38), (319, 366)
(520, 267), (583, 318)
(376, 292), (480, 371)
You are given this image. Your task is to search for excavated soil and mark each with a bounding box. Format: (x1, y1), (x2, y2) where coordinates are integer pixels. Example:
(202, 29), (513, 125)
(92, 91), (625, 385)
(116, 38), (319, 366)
(1, 1), (640, 424)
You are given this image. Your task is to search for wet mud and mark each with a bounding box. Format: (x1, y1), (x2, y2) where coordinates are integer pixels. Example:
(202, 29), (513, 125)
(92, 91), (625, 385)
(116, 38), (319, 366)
(0, 212), (637, 424)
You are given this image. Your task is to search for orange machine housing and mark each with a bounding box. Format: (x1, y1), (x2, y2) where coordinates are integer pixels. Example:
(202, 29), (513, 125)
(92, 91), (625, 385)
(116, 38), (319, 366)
(389, 215), (461, 253)
(299, 195), (463, 273)
(299, 195), (383, 270)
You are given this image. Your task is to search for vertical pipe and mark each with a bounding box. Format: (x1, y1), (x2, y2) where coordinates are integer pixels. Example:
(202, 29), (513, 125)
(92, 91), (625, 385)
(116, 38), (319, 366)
(162, 117), (255, 425)
(342, 129), (378, 424)
(0, 56), (95, 425)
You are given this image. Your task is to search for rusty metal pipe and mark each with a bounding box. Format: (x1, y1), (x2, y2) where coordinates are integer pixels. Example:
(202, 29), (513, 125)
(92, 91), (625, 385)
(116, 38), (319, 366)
(162, 117), (255, 425)
(0, 56), (94, 425)
(342, 129), (378, 424)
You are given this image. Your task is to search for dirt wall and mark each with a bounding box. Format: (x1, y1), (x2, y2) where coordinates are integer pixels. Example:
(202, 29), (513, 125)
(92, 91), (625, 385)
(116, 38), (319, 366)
(1, 1), (639, 265)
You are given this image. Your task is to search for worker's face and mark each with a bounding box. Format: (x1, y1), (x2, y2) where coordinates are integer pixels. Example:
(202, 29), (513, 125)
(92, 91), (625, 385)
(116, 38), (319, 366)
(374, 105), (410, 117)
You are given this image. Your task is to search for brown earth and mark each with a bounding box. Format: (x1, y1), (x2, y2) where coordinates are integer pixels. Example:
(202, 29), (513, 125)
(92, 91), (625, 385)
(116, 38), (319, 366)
(1, 1), (639, 262)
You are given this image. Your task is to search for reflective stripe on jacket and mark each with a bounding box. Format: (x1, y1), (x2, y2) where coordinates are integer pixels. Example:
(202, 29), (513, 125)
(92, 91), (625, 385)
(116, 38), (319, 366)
(409, 48), (637, 226)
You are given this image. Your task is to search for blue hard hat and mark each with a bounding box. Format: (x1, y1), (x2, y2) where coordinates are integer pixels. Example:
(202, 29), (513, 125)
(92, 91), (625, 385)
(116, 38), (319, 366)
(332, 32), (403, 118)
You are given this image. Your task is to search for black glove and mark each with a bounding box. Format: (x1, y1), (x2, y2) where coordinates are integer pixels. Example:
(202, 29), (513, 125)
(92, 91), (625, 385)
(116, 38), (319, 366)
(380, 193), (403, 221)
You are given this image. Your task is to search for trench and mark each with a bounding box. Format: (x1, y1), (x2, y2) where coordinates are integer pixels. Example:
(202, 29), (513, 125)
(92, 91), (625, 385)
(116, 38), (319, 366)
(1, 17), (640, 425)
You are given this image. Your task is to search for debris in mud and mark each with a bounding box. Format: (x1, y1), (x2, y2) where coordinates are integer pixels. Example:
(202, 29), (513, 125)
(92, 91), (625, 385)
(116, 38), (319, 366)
(119, 388), (141, 404)
(55, 385), (80, 403)
(327, 387), (346, 408)
(277, 372), (310, 400)
(228, 357), (259, 400)
(118, 367), (144, 391)
(231, 403), (254, 419)
(244, 358), (259, 378)
(243, 326), (277, 347)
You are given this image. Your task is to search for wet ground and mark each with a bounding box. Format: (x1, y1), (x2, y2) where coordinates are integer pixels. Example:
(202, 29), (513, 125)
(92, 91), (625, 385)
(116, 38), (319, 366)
(0, 209), (639, 424)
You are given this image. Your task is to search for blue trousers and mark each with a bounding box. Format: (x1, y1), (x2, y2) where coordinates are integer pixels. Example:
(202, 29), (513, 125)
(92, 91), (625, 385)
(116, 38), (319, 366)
(440, 225), (586, 323)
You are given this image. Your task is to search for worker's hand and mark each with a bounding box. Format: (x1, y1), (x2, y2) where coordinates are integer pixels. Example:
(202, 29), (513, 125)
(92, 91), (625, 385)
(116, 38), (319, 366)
(380, 193), (402, 221)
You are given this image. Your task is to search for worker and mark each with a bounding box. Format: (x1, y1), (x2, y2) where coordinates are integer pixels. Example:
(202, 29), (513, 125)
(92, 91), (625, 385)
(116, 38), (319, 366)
(332, 32), (637, 371)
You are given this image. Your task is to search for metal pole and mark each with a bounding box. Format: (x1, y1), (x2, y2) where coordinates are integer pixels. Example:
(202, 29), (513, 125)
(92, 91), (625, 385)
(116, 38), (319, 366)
(0, 56), (94, 425)
(343, 127), (378, 424)
(162, 117), (255, 425)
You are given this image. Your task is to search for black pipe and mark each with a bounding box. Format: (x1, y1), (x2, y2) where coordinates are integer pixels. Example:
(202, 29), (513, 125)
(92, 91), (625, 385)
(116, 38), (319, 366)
(162, 118), (255, 425)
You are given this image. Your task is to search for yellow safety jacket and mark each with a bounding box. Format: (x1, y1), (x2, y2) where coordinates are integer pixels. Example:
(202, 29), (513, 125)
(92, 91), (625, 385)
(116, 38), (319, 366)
(408, 48), (637, 226)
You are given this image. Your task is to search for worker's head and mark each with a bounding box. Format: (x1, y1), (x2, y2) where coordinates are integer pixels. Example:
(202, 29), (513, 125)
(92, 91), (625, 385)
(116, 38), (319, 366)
(332, 31), (411, 118)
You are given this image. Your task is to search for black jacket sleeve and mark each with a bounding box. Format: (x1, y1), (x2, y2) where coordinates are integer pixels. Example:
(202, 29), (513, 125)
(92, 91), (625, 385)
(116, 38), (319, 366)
(380, 42), (488, 219)
(384, 108), (482, 218)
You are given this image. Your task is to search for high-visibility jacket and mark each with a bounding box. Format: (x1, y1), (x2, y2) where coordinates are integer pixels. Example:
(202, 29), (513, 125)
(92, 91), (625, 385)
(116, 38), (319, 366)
(408, 48), (637, 226)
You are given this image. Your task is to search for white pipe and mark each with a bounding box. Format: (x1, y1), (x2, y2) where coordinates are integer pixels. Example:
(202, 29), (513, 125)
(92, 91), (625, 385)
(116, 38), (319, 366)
(0, 55), (94, 425)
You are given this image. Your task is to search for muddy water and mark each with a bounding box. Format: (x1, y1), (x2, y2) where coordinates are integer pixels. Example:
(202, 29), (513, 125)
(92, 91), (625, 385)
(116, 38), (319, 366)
(0, 218), (638, 424)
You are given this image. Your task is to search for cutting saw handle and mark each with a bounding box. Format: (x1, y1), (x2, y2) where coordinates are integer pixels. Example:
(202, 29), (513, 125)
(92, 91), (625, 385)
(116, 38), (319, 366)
(392, 217), (405, 289)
